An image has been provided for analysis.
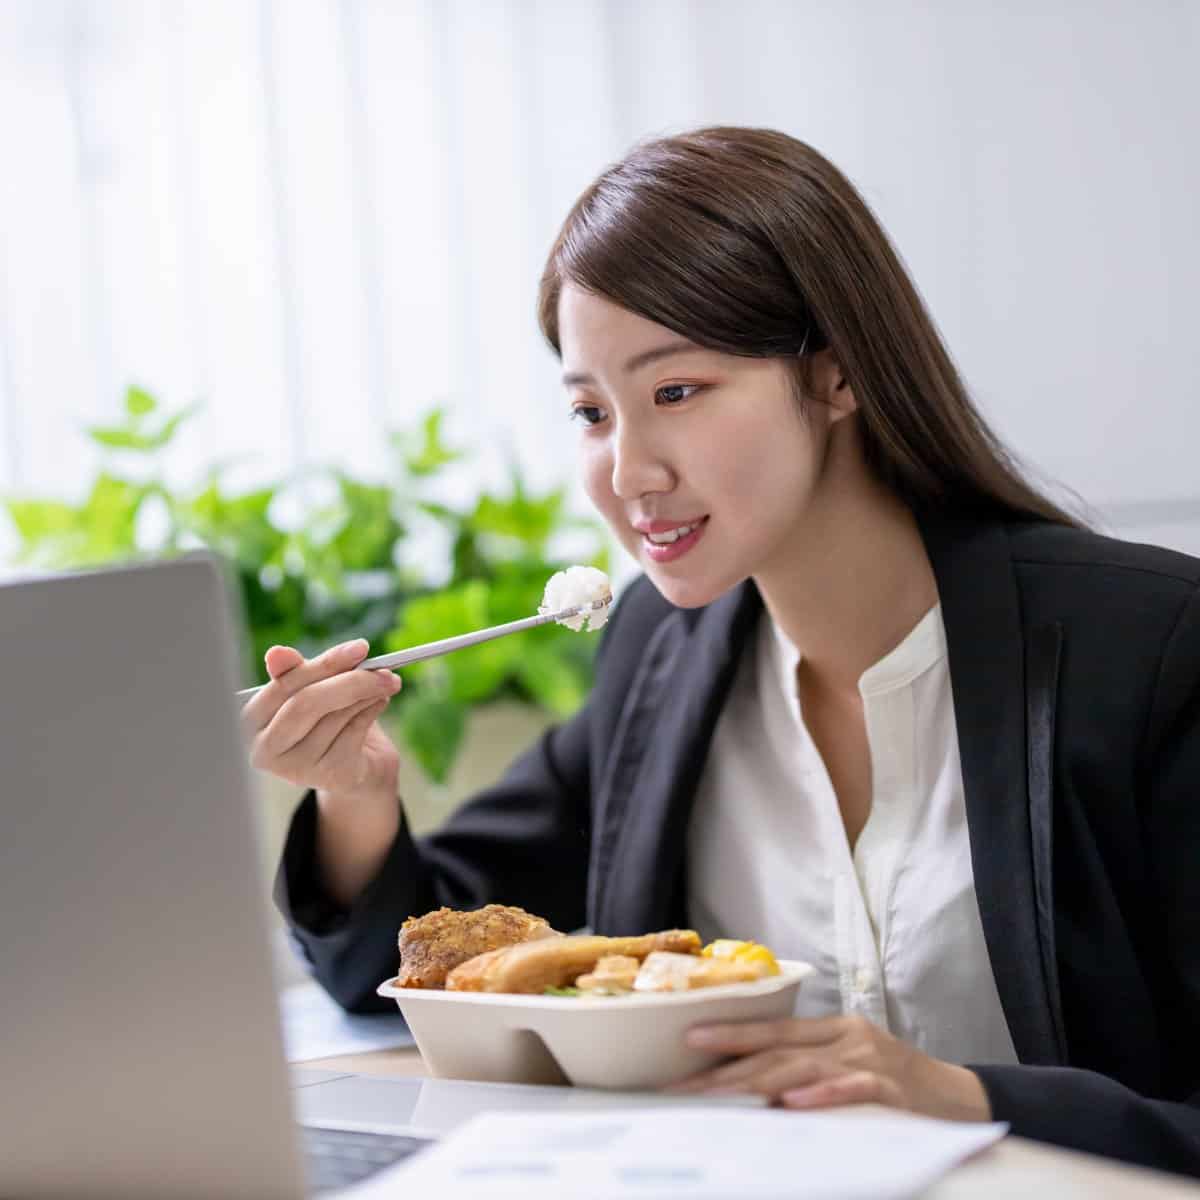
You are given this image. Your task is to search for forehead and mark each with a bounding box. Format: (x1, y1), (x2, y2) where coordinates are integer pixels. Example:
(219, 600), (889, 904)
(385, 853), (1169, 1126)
(557, 284), (680, 365)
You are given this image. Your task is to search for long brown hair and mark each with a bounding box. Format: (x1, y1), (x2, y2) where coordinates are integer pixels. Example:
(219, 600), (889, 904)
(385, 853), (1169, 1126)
(538, 126), (1082, 527)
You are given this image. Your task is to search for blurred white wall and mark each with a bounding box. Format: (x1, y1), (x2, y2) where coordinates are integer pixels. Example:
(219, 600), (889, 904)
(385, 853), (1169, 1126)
(0, 0), (1197, 556)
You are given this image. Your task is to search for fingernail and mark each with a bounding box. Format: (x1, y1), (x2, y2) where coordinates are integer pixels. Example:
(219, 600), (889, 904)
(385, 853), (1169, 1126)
(344, 638), (369, 657)
(686, 1029), (719, 1047)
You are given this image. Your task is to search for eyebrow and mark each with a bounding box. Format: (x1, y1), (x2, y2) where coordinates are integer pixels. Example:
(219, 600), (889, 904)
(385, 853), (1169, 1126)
(561, 338), (699, 387)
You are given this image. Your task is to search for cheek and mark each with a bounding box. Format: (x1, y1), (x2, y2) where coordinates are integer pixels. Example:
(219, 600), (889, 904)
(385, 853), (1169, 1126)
(579, 442), (633, 539)
(709, 416), (818, 529)
(705, 427), (786, 501)
(579, 441), (611, 509)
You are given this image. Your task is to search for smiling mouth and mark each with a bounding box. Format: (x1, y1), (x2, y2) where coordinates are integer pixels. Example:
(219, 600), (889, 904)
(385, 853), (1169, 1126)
(637, 517), (710, 564)
(642, 518), (707, 545)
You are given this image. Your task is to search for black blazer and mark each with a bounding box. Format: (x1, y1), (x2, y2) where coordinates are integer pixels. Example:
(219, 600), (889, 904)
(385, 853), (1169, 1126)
(277, 509), (1200, 1176)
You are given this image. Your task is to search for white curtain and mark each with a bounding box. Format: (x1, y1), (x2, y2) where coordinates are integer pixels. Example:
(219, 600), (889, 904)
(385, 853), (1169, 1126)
(0, 0), (636, 510)
(2, 0), (1199, 553)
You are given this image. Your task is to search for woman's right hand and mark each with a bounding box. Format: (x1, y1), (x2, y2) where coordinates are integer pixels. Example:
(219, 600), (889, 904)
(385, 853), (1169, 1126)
(240, 638), (403, 807)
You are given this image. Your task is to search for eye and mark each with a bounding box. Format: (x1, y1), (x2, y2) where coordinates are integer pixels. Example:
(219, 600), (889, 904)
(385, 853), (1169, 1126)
(655, 383), (700, 406)
(569, 404), (605, 427)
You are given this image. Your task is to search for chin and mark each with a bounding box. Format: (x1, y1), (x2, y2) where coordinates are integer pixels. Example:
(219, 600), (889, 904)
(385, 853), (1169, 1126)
(643, 568), (740, 611)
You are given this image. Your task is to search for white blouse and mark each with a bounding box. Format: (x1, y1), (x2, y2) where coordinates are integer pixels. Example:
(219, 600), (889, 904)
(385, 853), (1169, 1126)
(686, 604), (1018, 1066)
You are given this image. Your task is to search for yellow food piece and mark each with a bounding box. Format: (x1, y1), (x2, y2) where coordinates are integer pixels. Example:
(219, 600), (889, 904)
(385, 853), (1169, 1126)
(701, 939), (780, 975)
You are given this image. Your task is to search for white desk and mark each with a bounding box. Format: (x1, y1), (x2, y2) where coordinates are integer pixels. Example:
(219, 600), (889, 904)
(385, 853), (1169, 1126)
(301, 1046), (1200, 1198)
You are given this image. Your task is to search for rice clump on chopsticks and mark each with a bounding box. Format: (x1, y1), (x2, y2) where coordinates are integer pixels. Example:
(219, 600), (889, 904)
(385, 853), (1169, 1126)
(540, 567), (612, 632)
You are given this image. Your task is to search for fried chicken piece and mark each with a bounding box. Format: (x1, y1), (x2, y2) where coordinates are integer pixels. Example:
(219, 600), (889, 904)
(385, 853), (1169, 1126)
(394, 904), (559, 989)
(444, 930), (702, 994)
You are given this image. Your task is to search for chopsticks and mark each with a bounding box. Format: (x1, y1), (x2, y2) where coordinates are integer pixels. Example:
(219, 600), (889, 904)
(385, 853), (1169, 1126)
(234, 597), (611, 704)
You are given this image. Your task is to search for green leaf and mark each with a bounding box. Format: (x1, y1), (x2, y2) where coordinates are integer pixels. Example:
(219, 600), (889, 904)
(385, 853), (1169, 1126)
(486, 563), (553, 623)
(470, 490), (563, 549)
(382, 582), (492, 692)
(87, 401), (198, 453)
(330, 473), (404, 571)
(7, 474), (149, 567)
(4, 498), (78, 545)
(386, 582), (491, 651)
(399, 690), (466, 784)
(402, 409), (465, 478)
(87, 426), (159, 451)
(417, 500), (459, 523)
(124, 385), (158, 418)
(141, 401), (199, 450)
(175, 482), (285, 571)
(516, 641), (590, 716)
(444, 637), (520, 703)
(462, 468), (568, 562)
(76, 473), (146, 561)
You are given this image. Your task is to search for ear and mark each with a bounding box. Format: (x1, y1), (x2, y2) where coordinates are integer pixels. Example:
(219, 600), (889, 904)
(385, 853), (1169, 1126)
(809, 349), (858, 423)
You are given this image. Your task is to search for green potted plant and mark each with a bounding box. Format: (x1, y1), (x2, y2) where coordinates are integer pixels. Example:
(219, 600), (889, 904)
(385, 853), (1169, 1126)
(2, 386), (611, 796)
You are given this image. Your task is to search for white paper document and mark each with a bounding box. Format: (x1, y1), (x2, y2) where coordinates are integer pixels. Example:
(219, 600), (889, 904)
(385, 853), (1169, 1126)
(278, 981), (414, 1062)
(347, 1107), (1007, 1198)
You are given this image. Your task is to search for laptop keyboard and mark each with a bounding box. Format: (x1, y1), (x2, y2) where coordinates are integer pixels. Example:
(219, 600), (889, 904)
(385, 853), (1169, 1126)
(302, 1125), (431, 1194)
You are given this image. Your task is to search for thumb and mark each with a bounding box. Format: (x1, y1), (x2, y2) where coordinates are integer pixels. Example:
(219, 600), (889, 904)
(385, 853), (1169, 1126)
(264, 644), (305, 680)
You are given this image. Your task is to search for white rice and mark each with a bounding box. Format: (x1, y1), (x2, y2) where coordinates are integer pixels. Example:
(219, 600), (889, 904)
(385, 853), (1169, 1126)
(539, 566), (612, 632)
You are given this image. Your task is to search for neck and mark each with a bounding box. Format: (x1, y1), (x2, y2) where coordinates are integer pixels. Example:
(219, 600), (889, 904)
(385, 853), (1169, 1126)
(753, 421), (938, 693)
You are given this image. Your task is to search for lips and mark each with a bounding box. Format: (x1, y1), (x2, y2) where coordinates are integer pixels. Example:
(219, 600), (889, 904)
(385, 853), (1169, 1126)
(637, 516), (709, 563)
(632, 516), (708, 537)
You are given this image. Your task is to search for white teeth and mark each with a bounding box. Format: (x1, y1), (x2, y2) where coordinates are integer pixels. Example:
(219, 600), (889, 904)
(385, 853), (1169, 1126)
(646, 522), (698, 545)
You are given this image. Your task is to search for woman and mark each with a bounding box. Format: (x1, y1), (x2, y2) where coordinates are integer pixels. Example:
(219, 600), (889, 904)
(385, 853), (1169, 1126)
(255, 128), (1200, 1175)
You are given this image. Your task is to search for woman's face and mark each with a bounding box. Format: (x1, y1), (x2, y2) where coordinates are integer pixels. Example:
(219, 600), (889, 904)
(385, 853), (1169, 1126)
(557, 284), (852, 609)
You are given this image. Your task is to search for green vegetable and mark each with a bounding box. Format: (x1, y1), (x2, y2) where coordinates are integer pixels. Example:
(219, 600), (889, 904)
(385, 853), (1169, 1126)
(543, 986), (581, 997)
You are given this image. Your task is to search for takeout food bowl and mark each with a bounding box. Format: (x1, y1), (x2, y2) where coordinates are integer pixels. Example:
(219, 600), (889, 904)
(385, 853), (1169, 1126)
(377, 959), (814, 1090)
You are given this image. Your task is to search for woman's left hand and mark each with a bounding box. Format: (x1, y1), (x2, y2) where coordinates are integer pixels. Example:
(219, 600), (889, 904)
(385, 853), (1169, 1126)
(663, 1014), (992, 1122)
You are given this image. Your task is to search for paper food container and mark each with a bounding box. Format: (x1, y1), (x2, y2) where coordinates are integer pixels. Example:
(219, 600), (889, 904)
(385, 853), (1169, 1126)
(376, 960), (815, 1090)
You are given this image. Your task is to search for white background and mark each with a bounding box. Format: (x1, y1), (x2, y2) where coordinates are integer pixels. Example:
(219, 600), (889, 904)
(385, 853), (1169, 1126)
(1, 0), (1197, 558)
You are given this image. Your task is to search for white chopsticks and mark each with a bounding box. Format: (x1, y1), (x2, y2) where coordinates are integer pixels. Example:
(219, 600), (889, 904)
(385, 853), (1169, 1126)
(234, 597), (611, 704)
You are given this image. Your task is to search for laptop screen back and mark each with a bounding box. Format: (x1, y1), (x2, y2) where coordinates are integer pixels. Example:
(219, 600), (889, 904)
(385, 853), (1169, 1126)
(0, 556), (305, 1199)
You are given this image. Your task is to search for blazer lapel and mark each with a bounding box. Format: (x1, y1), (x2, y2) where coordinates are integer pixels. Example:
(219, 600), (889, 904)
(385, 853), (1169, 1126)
(919, 509), (1064, 1065)
(1026, 621), (1067, 1062)
(590, 582), (761, 935)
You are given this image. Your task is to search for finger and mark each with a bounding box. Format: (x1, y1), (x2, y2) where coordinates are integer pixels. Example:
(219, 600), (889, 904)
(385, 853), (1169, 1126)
(781, 1070), (901, 1111)
(279, 693), (385, 770)
(253, 694), (372, 779)
(240, 646), (306, 737)
(243, 638), (371, 733)
(685, 1016), (848, 1055)
(665, 1048), (804, 1094)
(675, 1058), (834, 1103)
(745, 1058), (831, 1101)
(240, 644), (302, 738)
(265, 644), (304, 679)
(317, 697), (390, 783)
(256, 668), (398, 760)
(278, 638), (371, 697)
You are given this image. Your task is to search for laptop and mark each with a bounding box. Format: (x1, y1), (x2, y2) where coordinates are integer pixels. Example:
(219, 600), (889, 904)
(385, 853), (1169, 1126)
(0, 555), (742, 1197)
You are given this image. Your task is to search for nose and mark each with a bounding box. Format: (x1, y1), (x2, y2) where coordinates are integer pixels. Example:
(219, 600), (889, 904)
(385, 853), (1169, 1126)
(610, 419), (674, 500)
